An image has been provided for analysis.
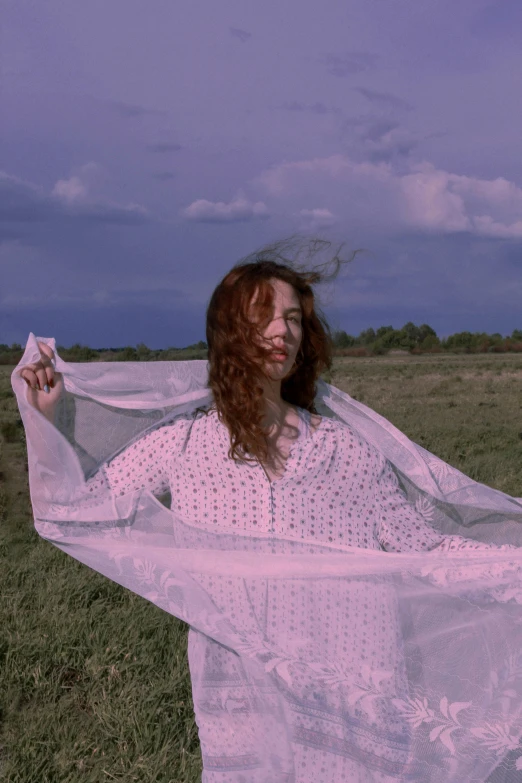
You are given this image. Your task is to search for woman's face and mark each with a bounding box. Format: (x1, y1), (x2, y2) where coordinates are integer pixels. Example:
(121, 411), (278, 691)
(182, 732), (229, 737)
(249, 278), (303, 379)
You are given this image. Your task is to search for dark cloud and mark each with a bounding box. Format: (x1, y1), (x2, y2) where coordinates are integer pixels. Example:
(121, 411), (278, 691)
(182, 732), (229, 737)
(111, 101), (167, 118)
(318, 51), (378, 77)
(355, 87), (414, 112)
(67, 203), (149, 225)
(361, 119), (447, 163)
(2, 296), (206, 350)
(363, 119), (398, 142)
(366, 136), (418, 163)
(338, 116), (420, 163)
(0, 171), (150, 240)
(0, 173), (56, 224)
(330, 232), (522, 337)
(229, 27), (251, 43)
(146, 142), (183, 153)
(279, 100), (342, 116)
(151, 172), (177, 181)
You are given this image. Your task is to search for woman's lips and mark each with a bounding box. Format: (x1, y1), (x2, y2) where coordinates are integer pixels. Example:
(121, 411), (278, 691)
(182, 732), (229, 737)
(270, 352), (288, 363)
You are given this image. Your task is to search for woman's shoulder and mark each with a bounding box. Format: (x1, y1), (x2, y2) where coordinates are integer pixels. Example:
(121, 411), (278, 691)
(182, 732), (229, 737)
(308, 410), (322, 433)
(311, 411), (347, 433)
(319, 414), (382, 456)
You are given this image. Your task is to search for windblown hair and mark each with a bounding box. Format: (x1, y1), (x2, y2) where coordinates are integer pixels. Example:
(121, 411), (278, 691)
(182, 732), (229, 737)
(197, 235), (360, 466)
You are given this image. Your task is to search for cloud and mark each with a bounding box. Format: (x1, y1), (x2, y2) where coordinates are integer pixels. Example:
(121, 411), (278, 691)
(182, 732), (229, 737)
(295, 208), (337, 230)
(279, 100), (342, 117)
(146, 142), (182, 153)
(50, 162), (112, 204)
(340, 116), (421, 162)
(252, 154), (522, 239)
(64, 201), (149, 224)
(254, 154), (391, 197)
(399, 165), (471, 232)
(49, 165), (149, 223)
(180, 192), (270, 223)
(400, 163), (522, 236)
(354, 87), (413, 112)
(152, 172), (177, 181)
(317, 51), (378, 77)
(229, 27), (251, 43)
(0, 172), (56, 223)
(364, 125), (419, 162)
(0, 169), (149, 234)
(0, 285), (186, 310)
(471, 216), (522, 239)
(111, 101), (166, 119)
(1, 290), (106, 308)
(52, 175), (88, 202)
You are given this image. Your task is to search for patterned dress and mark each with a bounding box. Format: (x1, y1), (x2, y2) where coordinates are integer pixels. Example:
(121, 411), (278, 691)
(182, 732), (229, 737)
(84, 405), (502, 782)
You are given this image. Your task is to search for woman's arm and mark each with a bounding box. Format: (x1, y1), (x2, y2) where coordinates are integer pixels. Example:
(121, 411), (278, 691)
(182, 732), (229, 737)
(84, 416), (191, 499)
(373, 451), (515, 553)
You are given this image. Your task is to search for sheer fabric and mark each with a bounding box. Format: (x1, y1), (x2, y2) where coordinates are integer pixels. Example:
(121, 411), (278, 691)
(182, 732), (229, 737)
(12, 332), (522, 782)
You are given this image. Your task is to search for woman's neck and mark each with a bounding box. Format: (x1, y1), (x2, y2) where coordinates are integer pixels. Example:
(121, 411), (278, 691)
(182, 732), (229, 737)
(260, 380), (294, 432)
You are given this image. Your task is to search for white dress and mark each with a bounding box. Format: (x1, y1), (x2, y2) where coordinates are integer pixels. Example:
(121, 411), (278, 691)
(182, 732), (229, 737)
(84, 405), (502, 782)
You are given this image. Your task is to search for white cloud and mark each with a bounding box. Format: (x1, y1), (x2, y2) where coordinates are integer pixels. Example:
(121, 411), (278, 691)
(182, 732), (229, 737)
(252, 154), (522, 239)
(296, 207), (337, 230)
(51, 162), (104, 203)
(180, 192), (269, 223)
(401, 162), (522, 235)
(473, 215), (522, 239)
(399, 166), (471, 231)
(52, 175), (88, 202)
(0, 168), (149, 230)
(255, 154), (391, 196)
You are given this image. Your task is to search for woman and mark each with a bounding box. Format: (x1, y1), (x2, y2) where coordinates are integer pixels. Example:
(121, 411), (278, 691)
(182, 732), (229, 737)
(16, 237), (522, 782)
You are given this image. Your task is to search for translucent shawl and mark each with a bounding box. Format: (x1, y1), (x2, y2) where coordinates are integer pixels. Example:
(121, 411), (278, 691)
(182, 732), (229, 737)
(12, 332), (522, 782)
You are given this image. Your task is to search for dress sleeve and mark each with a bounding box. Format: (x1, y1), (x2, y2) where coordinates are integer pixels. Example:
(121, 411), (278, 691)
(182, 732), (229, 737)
(84, 415), (191, 499)
(373, 451), (515, 553)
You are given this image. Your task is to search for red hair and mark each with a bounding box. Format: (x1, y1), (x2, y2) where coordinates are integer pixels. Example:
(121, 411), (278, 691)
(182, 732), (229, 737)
(197, 235), (359, 465)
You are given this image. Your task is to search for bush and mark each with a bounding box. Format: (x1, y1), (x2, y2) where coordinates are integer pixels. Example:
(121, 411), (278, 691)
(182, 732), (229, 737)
(370, 339), (389, 356)
(338, 346), (370, 357)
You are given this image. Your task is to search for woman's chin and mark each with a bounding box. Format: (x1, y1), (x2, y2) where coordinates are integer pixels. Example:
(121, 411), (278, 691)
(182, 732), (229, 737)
(265, 360), (292, 380)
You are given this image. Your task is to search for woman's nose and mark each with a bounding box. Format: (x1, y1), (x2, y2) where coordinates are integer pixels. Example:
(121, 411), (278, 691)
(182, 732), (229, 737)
(267, 319), (290, 338)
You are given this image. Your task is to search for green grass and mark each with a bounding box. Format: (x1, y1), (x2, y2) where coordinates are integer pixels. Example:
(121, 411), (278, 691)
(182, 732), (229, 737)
(1, 353), (522, 781)
(328, 352), (522, 496)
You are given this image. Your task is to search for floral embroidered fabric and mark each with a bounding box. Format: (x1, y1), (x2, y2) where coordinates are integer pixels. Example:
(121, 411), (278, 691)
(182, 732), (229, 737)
(12, 333), (522, 782)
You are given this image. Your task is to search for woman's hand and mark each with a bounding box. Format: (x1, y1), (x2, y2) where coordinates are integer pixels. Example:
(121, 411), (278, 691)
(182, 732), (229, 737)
(18, 341), (63, 419)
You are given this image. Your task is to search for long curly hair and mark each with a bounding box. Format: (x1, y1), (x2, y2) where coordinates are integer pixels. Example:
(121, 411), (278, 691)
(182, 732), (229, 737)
(196, 235), (360, 465)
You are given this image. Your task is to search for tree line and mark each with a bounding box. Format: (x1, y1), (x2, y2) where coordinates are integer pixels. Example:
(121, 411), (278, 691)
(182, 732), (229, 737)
(331, 323), (522, 356)
(1, 325), (522, 364)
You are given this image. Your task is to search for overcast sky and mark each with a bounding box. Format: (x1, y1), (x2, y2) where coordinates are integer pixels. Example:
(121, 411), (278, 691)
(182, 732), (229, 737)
(2, 0), (522, 348)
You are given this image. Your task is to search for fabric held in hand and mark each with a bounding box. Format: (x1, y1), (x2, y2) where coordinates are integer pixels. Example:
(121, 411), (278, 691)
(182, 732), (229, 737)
(12, 332), (522, 783)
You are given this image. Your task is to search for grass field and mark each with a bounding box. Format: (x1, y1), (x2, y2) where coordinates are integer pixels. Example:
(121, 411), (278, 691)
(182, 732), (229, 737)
(1, 353), (522, 782)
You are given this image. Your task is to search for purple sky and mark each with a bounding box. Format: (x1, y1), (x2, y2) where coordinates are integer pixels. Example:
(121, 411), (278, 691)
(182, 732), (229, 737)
(2, 0), (522, 348)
